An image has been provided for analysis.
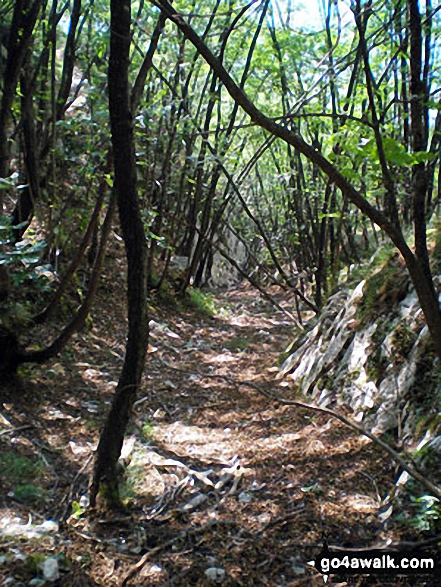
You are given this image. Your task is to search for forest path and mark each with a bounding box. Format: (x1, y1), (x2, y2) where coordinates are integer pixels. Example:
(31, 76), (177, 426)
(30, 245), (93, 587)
(1, 283), (401, 586)
(112, 284), (395, 586)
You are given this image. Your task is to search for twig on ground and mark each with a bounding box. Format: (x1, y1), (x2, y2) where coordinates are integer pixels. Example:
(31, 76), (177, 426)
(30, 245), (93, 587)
(0, 424), (34, 436)
(325, 532), (441, 551)
(70, 528), (102, 543)
(119, 519), (236, 587)
(60, 453), (94, 520)
(120, 534), (183, 587)
(256, 508), (309, 536)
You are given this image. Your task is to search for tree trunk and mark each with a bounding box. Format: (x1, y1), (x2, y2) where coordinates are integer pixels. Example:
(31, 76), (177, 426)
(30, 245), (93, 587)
(0, 0), (41, 186)
(90, 0), (149, 509)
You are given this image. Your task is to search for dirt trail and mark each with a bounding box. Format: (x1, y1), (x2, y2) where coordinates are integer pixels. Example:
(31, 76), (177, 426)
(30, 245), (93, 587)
(0, 283), (418, 586)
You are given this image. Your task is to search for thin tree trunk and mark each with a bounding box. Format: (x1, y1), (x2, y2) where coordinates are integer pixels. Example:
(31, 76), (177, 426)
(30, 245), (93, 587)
(11, 0), (82, 241)
(90, 0), (149, 509)
(32, 169), (109, 325)
(0, 0), (41, 186)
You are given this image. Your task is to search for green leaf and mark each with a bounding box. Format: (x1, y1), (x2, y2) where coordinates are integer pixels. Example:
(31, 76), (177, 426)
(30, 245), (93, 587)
(318, 212), (341, 220)
(381, 138), (413, 166)
(412, 151), (436, 164)
(0, 178), (15, 189)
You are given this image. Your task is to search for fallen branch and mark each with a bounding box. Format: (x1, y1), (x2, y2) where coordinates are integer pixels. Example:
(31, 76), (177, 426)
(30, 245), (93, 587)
(325, 533), (441, 552)
(138, 360), (441, 500)
(240, 380), (441, 501)
(0, 424), (34, 436)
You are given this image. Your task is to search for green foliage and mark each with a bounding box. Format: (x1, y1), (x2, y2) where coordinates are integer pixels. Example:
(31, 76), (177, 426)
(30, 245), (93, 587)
(356, 255), (409, 326)
(184, 288), (217, 317)
(0, 216), (55, 329)
(0, 219), (46, 269)
(393, 488), (441, 533)
(1, 0), (440, 331)
(430, 218), (441, 274)
(391, 322), (418, 360)
(141, 421), (155, 443)
(85, 315), (94, 330)
(98, 479), (124, 510)
(16, 363), (38, 379)
(300, 483), (323, 495)
(224, 335), (249, 353)
(2, 0), (441, 516)
(12, 483), (46, 504)
(409, 494), (441, 532)
(0, 452), (46, 504)
(408, 344), (441, 412)
(347, 242), (395, 284)
(356, 137), (436, 168)
(70, 500), (87, 519)
(0, 452), (45, 482)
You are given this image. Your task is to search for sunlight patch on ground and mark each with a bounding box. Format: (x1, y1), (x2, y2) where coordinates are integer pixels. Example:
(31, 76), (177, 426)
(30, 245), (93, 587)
(206, 352), (239, 364)
(342, 493), (379, 513)
(155, 421), (239, 462)
(150, 415), (310, 477)
(0, 514), (58, 540)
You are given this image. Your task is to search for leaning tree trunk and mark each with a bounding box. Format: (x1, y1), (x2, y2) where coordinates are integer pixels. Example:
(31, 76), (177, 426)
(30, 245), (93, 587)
(152, 0), (441, 360)
(89, 0), (149, 508)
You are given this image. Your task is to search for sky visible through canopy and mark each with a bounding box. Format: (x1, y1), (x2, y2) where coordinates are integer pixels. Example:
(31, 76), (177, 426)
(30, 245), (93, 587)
(290, 0), (322, 30)
(275, 0), (353, 32)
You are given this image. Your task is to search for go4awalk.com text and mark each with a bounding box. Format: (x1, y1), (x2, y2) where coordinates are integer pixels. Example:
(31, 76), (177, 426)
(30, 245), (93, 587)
(314, 548), (439, 578)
